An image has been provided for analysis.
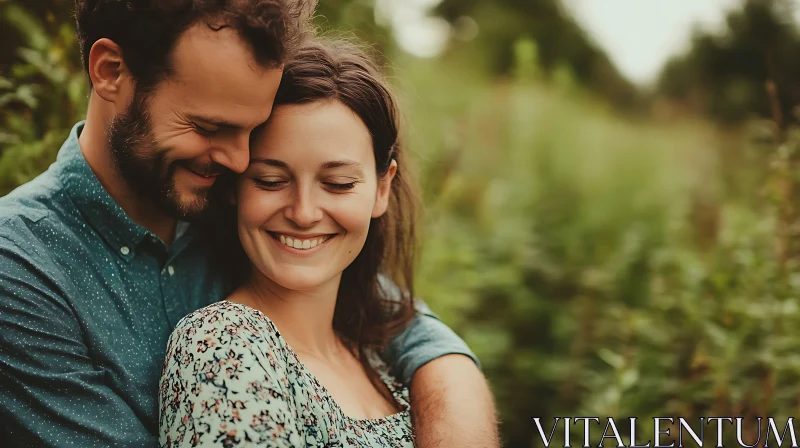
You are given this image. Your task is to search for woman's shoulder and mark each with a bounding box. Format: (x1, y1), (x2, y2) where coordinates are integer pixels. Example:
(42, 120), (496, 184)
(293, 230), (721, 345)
(167, 301), (289, 371)
(172, 300), (275, 338)
(160, 302), (305, 447)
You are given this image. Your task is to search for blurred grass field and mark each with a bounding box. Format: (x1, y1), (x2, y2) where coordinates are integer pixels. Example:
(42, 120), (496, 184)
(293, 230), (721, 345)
(397, 49), (796, 445)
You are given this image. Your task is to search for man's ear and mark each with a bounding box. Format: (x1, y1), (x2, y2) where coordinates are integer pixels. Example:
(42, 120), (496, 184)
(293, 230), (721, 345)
(87, 38), (132, 103)
(372, 160), (397, 218)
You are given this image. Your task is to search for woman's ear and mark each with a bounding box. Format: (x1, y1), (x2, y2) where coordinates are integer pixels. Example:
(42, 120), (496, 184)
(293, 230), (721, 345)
(372, 160), (397, 218)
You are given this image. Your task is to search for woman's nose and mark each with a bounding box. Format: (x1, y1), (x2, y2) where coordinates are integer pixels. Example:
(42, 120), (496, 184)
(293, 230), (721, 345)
(284, 186), (323, 227)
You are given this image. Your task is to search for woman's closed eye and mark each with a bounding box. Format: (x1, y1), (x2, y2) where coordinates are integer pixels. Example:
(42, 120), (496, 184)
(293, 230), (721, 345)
(252, 178), (289, 189)
(250, 177), (361, 191)
(324, 181), (357, 191)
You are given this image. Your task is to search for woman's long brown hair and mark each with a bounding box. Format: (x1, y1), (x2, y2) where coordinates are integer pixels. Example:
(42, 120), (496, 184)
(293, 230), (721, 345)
(207, 38), (418, 385)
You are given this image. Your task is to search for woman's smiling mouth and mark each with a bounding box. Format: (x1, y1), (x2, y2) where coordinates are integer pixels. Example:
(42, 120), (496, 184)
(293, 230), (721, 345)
(268, 232), (337, 251)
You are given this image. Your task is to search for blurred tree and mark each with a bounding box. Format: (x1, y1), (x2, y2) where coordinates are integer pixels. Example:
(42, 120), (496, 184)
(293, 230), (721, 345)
(315, 0), (391, 49)
(656, 0), (800, 124)
(432, 0), (642, 110)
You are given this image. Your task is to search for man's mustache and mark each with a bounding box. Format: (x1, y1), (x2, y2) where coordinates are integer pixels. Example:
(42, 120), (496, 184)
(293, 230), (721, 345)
(181, 160), (228, 177)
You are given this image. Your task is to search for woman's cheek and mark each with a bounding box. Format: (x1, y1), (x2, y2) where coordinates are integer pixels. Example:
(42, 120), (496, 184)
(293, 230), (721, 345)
(328, 196), (376, 232)
(237, 187), (276, 229)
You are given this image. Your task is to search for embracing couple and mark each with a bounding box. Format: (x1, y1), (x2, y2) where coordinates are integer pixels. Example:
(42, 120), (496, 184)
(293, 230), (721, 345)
(0, 1), (498, 447)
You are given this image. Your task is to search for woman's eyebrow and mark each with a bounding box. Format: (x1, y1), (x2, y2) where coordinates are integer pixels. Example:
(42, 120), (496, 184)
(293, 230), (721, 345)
(247, 158), (364, 172)
(249, 158), (288, 168)
(321, 160), (363, 170)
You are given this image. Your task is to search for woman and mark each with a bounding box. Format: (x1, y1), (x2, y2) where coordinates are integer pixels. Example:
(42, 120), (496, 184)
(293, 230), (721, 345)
(158, 38), (418, 447)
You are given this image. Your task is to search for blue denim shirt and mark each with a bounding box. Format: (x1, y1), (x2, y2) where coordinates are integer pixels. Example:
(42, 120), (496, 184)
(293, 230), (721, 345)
(0, 122), (478, 447)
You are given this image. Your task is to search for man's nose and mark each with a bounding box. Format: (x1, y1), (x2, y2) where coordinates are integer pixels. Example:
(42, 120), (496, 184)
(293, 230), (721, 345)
(210, 133), (250, 174)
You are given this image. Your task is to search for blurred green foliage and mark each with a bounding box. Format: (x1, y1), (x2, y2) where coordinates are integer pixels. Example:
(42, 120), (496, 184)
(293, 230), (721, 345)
(0, 0), (86, 194)
(2, 1), (800, 447)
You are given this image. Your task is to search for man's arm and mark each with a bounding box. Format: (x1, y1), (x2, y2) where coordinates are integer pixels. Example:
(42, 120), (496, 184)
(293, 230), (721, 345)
(0, 236), (154, 447)
(411, 354), (500, 448)
(384, 302), (500, 447)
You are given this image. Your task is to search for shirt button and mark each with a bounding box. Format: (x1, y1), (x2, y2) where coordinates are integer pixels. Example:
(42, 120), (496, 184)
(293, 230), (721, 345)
(167, 266), (175, 276)
(120, 246), (130, 255)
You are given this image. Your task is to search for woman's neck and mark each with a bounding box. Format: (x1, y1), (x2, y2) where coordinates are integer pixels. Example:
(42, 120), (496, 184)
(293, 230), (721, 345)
(233, 271), (346, 360)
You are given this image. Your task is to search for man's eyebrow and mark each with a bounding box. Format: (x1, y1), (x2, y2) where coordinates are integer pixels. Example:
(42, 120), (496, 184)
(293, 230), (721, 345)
(186, 114), (241, 129)
(249, 158), (288, 168)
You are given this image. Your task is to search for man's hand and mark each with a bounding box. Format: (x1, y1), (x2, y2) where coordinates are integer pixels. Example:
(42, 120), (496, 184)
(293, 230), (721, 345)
(410, 354), (500, 447)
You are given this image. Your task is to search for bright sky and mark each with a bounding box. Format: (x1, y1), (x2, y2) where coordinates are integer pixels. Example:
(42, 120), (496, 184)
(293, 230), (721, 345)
(387, 0), (800, 86)
(562, 0), (742, 85)
(379, 0), (452, 58)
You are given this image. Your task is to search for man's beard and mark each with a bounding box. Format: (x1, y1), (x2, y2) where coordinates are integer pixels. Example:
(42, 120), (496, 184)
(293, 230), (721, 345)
(107, 91), (218, 221)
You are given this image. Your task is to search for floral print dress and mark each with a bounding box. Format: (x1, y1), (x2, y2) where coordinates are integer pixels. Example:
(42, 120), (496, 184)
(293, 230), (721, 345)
(159, 301), (414, 447)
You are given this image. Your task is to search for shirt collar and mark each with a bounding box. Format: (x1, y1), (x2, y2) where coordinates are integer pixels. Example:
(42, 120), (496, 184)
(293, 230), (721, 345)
(57, 121), (162, 260)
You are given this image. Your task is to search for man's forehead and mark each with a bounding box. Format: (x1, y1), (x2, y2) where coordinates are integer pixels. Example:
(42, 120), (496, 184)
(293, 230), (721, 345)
(168, 23), (284, 84)
(179, 101), (276, 131)
(160, 24), (282, 129)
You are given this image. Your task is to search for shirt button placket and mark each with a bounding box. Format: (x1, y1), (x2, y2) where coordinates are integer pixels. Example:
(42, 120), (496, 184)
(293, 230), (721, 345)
(162, 263), (180, 327)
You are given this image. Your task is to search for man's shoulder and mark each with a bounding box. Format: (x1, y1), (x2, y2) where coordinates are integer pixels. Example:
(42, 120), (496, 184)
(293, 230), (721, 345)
(0, 170), (80, 283)
(0, 168), (73, 245)
(0, 175), (81, 317)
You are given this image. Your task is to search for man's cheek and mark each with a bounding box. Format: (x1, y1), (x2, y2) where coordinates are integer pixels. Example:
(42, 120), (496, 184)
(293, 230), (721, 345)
(170, 142), (210, 167)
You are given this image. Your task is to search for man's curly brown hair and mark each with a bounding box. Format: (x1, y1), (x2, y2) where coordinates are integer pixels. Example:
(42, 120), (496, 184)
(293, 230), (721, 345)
(75, 0), (316, 90)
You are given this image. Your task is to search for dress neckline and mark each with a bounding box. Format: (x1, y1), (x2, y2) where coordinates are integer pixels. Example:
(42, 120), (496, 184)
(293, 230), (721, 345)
(220, 300), (411, 424)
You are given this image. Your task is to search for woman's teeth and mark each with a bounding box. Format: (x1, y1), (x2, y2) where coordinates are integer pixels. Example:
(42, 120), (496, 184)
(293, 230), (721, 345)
(278, 234), (332, 250)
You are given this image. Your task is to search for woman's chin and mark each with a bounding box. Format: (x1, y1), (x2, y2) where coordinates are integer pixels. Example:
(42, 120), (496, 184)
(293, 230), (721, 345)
(267, 269), (337, 293)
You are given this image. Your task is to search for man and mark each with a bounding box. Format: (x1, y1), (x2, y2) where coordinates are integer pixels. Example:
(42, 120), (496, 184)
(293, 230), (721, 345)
(0, 1), (499, 447)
